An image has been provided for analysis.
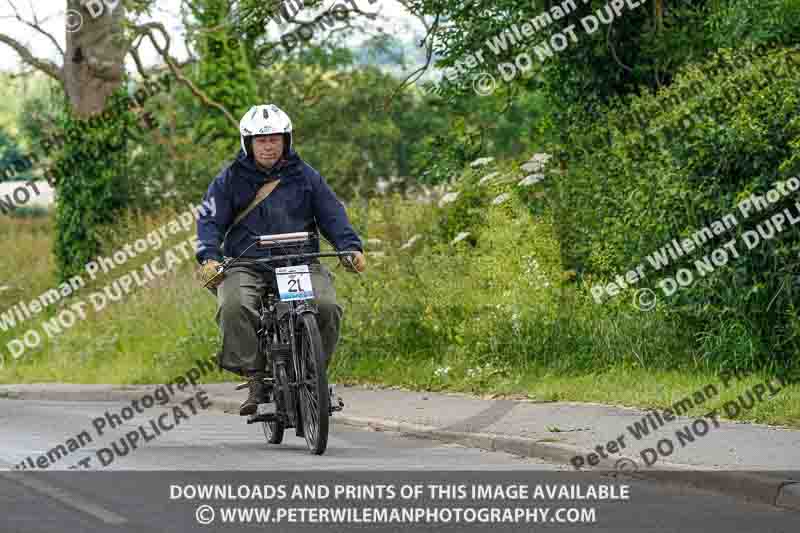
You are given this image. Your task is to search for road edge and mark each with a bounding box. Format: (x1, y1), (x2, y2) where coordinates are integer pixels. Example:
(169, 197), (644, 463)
(334, 415), (800, 511)
(2, 385), (798, 512)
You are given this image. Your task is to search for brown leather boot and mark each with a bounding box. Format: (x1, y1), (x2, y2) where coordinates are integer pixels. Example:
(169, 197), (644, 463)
(239, 372), (266, 416)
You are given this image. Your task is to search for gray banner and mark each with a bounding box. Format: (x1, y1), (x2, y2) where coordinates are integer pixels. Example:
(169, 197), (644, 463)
(1, 471), (798, 532)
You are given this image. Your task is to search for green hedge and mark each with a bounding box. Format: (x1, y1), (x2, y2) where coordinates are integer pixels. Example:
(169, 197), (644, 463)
(552, 44), (800, 370)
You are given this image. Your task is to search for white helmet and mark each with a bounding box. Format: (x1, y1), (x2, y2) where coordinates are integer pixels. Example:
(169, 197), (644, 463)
(239, 104), (293, 157)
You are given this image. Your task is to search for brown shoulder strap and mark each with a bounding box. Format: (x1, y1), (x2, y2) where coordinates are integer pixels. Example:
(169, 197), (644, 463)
(222, 179), (281, 245)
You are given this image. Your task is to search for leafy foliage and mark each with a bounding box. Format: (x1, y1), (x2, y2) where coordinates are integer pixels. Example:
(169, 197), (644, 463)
(708, 0), (800, 48)
(0, 126), (34, 182)
(16, 77), (68, 152)
(553, 45), (800, 369)
(51, 90), (137, 281)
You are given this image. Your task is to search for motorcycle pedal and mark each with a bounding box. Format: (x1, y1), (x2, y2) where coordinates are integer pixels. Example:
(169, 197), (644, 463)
(247, 413), (278, 424)
(330, 402), (344, 414)
(256, 402), (276, 415)
(328, 384), (344, 413)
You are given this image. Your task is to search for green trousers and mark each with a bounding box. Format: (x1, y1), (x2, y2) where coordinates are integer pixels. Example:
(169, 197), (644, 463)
(215, 262), (343, 376)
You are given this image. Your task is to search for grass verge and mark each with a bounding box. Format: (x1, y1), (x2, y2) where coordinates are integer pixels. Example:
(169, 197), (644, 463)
(1, 173), (798, 428)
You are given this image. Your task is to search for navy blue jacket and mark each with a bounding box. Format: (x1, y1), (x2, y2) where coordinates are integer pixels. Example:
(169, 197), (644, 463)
(195, 148), (362, 264)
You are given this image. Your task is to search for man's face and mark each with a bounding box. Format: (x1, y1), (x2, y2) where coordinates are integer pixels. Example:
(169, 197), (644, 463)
(252, 134), (284, 169)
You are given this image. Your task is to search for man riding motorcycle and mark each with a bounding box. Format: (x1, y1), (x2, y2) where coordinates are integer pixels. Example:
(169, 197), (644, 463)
(195, 104), (365, 416)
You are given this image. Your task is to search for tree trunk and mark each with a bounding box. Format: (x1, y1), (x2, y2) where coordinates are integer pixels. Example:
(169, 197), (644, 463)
(64, 0), (127, 117)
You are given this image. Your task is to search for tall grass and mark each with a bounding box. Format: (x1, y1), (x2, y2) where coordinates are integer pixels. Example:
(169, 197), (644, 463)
(333, 185), (697, 387)
(1, 184), (797, 426)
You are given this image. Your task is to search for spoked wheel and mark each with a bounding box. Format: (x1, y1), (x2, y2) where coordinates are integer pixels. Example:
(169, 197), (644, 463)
(296, 313), (329, 455)
(262, 373), (285, 444)
(262, 419), (284, 444)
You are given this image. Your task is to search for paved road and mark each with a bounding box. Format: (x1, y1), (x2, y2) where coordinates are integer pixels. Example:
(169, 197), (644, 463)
(0, 399), (798, 532)
(0, 399), (561, 471)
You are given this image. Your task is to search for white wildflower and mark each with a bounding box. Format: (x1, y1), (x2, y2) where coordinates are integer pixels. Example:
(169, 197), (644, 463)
(400, 234), (422, 250)
(375, 179), (389, 194)
(451, 232), (471, 245)
(469, 157), (495, 168)
(438, 191), (460, 207)
(529, 153), (552, 164)
(492, 192), (511, 205)
(434, 366), (451, 378)
(520, 153), (552, 173)
(478, 171), (501, 186)
(519, 174), (544, 186)
(520, 161), (544, 173)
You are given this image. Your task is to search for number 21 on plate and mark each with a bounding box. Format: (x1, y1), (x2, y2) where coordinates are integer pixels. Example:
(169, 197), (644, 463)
(275, 265), (314, 301)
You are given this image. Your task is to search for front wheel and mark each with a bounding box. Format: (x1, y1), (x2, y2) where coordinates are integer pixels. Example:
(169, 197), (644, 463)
(296, 312), (329, 455)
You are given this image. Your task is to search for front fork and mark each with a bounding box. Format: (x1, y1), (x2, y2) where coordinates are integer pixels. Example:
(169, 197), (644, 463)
(259, 297), (320, 426)
(288, 301), (319, 407)
(291, 301), (343, 413)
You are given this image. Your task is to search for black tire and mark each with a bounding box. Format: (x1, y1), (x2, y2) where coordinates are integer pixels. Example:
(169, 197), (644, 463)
(262, 419), (284, 444)
(296, 312), (329, 455)
(263, 366), (287, 444)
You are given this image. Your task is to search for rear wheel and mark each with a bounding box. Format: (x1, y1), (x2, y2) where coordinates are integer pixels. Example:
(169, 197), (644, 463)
(262, 419), (284, 444)
(296, 313), (329, 455)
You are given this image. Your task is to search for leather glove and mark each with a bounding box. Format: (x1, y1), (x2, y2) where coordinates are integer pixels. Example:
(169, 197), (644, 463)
(341, 251), (366, 273)
(199, 259), (224, 288)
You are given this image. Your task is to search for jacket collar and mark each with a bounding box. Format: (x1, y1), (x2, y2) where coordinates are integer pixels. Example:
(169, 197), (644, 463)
(232, 148), (303, 186)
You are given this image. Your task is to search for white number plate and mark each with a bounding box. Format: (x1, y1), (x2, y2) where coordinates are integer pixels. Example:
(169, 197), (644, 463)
(275, 265), (314, 301)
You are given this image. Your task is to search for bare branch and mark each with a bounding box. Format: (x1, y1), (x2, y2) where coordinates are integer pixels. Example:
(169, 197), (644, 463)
(183, 36), (197, 63)
(190, 22), (232, 35)
(0, 32), (62, 82)
(128, 35), (149, 80)
(385, 13), (440, 108)
(607, 22), (633, 73)
(287, 4), (378, 27)
(253, 5), (379, 67)
(5, 66), (36, 79)
(132, 22), (238, 128)
(5, 0), (64, 57)
(394, 0), (431, 34)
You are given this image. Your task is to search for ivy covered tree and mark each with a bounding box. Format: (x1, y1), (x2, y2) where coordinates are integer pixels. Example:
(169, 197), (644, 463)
(0, 0), (247, 280)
